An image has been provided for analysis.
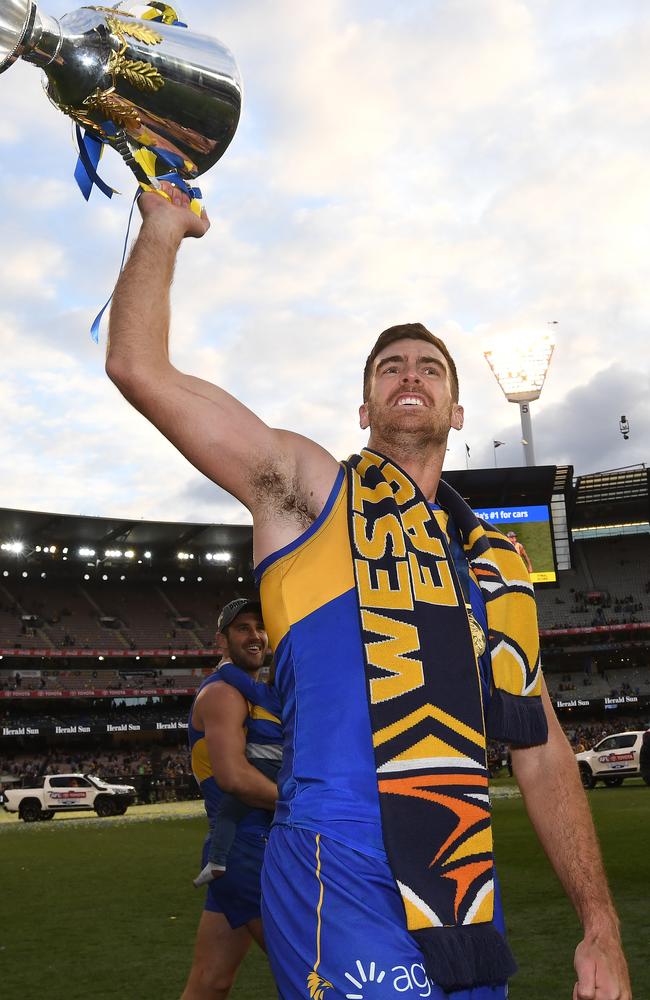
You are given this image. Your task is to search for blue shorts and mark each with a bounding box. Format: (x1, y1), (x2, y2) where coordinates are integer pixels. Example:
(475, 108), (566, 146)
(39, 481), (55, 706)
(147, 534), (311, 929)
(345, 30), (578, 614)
(262, 826), (508, 1000)
(203, 828), (268, 928)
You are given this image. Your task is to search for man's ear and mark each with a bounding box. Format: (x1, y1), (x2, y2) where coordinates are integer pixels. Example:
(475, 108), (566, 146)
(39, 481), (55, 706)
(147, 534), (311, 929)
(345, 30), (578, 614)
(451, 404), (464, 431)
(359, 402), (370, 430)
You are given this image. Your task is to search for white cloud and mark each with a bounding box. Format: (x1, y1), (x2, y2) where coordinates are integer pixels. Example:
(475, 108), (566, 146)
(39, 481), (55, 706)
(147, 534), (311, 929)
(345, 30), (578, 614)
(0, 0), (648, 522)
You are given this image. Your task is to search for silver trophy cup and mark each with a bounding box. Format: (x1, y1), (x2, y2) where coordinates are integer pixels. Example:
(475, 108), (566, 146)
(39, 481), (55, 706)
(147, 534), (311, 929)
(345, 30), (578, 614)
(0, 1), (242, 185)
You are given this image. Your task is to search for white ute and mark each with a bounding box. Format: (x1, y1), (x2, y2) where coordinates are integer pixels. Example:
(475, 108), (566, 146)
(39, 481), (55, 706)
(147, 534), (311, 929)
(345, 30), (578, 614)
(1, 773), (137, 822)
(575, 731), (648, 789)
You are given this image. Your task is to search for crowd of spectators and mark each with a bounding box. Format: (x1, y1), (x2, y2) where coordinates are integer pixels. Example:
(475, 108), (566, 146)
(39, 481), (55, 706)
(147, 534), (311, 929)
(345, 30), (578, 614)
(0, 745), (198, 803)
(0, 695), (192, 732)
(568, 589), (646, 628)
(0, 668), (203, 692)
(2, 714), (647, 800)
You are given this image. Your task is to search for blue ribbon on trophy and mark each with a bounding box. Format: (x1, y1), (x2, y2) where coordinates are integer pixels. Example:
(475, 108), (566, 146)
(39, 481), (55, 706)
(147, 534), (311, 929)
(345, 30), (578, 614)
(0, 0), (242, 337)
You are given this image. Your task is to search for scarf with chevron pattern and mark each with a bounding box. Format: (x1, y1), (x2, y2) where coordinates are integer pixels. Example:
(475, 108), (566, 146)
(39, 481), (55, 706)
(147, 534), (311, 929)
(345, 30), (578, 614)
(345, 449), (547, 992)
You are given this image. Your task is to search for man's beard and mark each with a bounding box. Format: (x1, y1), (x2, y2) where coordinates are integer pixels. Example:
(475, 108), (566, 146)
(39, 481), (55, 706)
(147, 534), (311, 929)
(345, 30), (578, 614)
(229, 646), (264, 673)
(367, 401), (452, 452)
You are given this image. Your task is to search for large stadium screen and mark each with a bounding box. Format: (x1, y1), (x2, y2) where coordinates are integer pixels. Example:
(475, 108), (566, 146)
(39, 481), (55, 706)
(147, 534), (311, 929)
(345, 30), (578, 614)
(473, 503), (557, 584)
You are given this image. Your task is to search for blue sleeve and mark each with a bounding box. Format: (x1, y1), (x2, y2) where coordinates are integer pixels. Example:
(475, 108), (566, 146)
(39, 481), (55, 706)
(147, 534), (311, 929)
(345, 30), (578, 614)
(218, 662), (281, 717)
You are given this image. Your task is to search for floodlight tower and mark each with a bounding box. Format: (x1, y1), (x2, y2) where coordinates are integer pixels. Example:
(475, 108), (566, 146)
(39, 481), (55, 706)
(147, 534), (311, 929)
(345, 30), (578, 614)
(483, 333), (555, 467)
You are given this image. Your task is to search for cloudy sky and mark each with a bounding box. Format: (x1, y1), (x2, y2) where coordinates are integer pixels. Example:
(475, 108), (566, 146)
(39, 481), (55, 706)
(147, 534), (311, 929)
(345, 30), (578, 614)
(2, 0), (649, 526)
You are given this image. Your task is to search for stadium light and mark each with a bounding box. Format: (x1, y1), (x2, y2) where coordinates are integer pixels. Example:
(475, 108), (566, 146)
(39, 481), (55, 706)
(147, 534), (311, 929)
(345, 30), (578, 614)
(483, 332), (554, 466)
(1, 541), (24, 554)
(124, 550), (135, 559)
(144, 551), (152, 559)
(79, 547), (96, 558)
(207, 551), (231, 563)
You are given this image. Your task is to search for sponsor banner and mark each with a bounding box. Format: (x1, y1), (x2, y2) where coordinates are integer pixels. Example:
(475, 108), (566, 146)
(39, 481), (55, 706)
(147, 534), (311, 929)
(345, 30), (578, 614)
(540, 623), (650, 637)
(0, 648), (220, 658)
(474, 504), (549, 524)
(532, 571), (556, 583)
(554, 694), (645, 711)
(0, 688), (197, 699)
(1, 719), (189, 738)
(554, 698), (593, 709)
(1, 725), (42, 737)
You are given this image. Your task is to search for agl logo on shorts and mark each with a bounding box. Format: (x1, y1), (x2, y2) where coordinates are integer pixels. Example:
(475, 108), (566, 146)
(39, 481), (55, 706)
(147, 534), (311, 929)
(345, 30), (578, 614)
(343, 959), (434, 998)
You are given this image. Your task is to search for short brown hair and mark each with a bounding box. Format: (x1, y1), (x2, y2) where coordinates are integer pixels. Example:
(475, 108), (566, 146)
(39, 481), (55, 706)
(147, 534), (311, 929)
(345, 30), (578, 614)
(362, 323), (459, 402)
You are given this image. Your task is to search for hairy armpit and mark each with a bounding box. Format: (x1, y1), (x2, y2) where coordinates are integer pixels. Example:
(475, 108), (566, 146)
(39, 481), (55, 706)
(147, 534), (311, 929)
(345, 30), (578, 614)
(251, 463), (318, 527)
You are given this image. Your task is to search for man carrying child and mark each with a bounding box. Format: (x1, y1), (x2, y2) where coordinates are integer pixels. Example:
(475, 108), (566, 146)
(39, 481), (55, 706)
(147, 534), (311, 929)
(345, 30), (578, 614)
(183, 598), (279, 1000)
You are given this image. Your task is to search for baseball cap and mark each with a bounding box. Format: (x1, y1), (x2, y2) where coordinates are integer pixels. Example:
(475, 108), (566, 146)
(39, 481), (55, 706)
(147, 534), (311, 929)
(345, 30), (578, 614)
(217, 597), (263, 633)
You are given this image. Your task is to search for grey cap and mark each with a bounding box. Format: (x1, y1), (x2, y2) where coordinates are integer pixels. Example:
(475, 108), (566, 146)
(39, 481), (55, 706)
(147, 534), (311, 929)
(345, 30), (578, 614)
(217, 598), (262, 633)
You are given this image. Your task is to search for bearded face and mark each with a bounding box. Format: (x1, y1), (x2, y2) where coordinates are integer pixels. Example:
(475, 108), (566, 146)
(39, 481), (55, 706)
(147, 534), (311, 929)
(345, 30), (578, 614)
(359, 338), (463, 450)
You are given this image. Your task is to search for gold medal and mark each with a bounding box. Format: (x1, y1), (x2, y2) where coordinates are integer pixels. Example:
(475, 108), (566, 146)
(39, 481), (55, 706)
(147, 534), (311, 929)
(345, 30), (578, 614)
(466, 606), (486, 657)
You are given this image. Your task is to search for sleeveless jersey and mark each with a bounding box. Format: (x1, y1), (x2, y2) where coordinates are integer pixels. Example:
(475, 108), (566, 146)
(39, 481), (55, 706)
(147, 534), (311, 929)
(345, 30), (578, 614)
(217, 663), (283, 755)
(255, 466), (495, 859)
(188, 671), (271, 834)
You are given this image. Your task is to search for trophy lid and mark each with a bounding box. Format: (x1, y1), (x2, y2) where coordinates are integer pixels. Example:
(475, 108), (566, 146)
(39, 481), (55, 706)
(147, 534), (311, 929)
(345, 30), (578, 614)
(0, 0), (36, 74)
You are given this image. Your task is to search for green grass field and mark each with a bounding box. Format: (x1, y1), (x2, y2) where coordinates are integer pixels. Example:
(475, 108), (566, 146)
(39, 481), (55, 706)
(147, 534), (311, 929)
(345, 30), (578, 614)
(1, 786), (646, 999)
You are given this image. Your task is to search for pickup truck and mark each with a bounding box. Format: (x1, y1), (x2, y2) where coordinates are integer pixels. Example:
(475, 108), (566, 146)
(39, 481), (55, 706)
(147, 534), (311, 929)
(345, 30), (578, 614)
(1, 773), (137, 822)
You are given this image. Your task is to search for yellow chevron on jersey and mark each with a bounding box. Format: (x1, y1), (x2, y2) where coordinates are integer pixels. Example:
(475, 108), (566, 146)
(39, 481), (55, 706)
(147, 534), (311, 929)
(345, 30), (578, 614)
(249, 702), (282, 726)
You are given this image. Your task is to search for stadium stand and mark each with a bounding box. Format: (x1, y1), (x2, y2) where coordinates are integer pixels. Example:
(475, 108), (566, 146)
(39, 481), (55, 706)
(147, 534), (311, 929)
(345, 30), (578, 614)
(1, 463), (648, 789)
(0, 578), (230, 652)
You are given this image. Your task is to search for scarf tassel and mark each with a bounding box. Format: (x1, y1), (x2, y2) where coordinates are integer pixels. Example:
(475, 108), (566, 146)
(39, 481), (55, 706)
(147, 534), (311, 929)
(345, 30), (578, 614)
(413, 923), (517, 993)
(487, 689), (547, 747)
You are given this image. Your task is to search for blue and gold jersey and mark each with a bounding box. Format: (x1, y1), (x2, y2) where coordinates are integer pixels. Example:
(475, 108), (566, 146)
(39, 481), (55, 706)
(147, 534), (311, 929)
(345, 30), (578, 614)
(217, 663), (282, 749)
(256, 466), (495, 859)
(188, 671), (271, 834)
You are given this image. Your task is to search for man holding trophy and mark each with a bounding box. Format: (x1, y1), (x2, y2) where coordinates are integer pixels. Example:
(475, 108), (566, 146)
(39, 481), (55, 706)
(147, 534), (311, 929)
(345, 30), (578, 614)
(104, 182), (631, 1000)
(3, 2), (631, 998)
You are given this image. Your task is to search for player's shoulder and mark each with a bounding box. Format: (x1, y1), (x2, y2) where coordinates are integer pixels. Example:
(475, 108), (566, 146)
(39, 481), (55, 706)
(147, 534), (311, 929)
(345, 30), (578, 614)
(195, 676), (248, 719)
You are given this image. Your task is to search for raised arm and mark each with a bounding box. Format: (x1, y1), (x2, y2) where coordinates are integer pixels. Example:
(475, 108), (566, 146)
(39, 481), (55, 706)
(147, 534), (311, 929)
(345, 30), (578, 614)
(105, 185), (338, 523)
(511, 682), (631, 1000)
(194, 681), (277, 810)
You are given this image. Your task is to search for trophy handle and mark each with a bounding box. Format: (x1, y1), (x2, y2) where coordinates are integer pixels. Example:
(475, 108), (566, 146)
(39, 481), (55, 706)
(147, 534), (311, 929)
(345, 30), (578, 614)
(112, 131), (160, 189)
